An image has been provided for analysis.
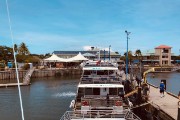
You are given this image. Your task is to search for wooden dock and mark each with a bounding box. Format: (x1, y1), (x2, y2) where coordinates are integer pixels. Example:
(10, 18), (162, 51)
(149, 85), (179, 120)
(0, 83), (28, 87)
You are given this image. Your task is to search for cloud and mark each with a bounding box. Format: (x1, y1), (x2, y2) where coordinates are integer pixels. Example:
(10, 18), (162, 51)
(83, 46), (92, 51)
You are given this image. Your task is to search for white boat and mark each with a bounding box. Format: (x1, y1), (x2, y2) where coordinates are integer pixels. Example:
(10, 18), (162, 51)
(60, 61), (141, 120)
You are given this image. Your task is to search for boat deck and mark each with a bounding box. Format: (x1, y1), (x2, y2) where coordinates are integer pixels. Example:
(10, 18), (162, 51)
(149, 86), (179, 120)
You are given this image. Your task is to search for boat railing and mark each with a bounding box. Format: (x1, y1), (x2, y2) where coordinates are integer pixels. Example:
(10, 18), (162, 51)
(84, 62), (116, 67)
(60, 109), (141, 120)
(81, 96), (122, 107)
(80, 77), (122, 84)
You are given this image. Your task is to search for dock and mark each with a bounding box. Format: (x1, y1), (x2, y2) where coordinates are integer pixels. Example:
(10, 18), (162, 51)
(0, 83), (27, 87)
(149, 85), (179, 120)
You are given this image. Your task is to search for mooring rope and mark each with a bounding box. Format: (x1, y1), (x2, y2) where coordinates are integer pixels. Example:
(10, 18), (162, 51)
(5, 0), (25, 120)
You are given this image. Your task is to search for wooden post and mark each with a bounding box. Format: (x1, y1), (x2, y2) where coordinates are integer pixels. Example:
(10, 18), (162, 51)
(137, 87), (142, 104)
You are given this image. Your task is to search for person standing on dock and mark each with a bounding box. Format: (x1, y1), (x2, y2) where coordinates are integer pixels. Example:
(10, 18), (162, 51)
(160, 81), (165, 97)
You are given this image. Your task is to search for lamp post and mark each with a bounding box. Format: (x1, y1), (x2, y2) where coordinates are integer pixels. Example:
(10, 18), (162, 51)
(125, 30), (130, 79)
(109, 45), (111, 61)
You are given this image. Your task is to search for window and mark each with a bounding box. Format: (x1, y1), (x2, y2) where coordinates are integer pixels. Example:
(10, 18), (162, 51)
(162, 56), (168, 58)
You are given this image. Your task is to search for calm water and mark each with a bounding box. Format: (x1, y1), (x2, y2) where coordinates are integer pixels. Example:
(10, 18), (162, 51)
(147, 72), (180, 95)
(0, 72), (179, 120)
(0, 76), (79, 120)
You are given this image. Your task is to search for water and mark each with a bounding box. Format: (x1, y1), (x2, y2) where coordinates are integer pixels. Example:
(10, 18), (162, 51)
(0, 72), (179, 120)
(147, 72), (180, 95)
(0, 76), (79, 120)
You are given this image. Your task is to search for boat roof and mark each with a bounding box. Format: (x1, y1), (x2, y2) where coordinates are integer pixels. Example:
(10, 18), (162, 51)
(71, 118), (126, 120)
(78, 84), (124, 88)
(83, 67), (118, 70)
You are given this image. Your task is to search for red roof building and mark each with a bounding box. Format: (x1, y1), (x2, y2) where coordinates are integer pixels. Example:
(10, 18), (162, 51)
(155, 45), (172, 49)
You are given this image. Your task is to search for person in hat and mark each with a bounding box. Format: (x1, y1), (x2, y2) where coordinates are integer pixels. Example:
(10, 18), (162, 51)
(159, 81), (165, 97)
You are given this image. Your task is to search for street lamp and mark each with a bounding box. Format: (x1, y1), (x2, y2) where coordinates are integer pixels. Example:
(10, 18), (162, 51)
(109, 45), (111, 61)
(125, 30), (131, 79)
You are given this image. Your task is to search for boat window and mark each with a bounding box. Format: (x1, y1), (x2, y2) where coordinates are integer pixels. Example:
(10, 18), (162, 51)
(109, 70), (114, 75)
(84, 71), (91, 75)
(104, 70), (108, 75)
(78, 88), (84, 95)
(77, 88), (84, 102)
(118, 88), (124, 96)
(93, 88), (100, 95)
(109, 88), (118, 95)
(97, 71), (104, 75)
(85, 88), (93, 95)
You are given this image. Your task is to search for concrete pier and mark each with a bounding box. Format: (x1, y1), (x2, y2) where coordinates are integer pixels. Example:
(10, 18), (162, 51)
(0, 83), (27, 87)
(149, 85), (179, 120)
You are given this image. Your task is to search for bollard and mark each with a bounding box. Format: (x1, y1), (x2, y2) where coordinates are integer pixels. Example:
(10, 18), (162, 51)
(178, 91), (180, 120)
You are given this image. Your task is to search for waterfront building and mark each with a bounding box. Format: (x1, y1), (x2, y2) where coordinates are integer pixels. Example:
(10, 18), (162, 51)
(155, 45), (172, 66)
(53, 47), (120, 62)
(141, 45), (172, 66)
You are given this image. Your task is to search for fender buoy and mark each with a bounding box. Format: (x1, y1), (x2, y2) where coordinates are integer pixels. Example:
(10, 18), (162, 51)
(82, 101), (89, 106)
(115, 101), (122, 106)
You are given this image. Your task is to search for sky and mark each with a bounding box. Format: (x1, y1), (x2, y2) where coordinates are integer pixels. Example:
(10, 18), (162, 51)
(0, 0), (180, 55)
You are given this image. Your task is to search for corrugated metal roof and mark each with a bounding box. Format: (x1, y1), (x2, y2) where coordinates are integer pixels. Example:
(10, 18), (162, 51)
(53, 50), (120, 56)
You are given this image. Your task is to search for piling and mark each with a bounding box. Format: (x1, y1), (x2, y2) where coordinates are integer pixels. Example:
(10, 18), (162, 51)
(137, 87), (142, 104)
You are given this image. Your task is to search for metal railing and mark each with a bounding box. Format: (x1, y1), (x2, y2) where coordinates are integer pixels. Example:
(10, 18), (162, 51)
(80, 76), (123, 84)
(81, 97), (122, 107)
(60, 110), (141, 120)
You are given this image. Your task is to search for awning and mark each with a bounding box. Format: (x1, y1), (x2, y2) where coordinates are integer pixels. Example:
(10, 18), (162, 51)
(66, 52), (89, 62)
(44, 54), (67, 62)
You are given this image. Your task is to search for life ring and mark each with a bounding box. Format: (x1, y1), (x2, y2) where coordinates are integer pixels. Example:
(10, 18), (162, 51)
(82, 101), (89, 106)
(115, 101), (122, 106)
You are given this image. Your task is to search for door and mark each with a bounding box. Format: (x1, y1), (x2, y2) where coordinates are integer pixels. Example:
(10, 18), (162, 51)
(100, 88), (109, 96)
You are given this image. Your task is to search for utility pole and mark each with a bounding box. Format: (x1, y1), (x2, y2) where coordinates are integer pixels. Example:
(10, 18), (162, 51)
(125, 30), (131, 79)
(109, 45), (111, 61)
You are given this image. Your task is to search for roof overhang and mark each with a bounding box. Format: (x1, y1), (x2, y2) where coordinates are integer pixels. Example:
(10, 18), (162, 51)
(78, 84), (124, 88)
(83, 67), (118, 70)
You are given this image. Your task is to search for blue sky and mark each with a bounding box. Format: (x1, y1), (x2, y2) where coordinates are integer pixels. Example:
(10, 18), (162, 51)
(0, 0), (180, 55)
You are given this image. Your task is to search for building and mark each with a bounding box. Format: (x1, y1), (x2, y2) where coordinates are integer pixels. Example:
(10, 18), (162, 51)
(141, 45), (172, 66)
(155, 45), (172, 66)
(53, 47), (121, 62)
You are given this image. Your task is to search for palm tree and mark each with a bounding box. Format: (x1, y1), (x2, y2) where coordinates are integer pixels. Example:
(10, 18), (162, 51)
(14, 44), (18, 53)
(135, 49), (142, 61)
(18, 42), (30, 55)
(124, 51), (133, 64)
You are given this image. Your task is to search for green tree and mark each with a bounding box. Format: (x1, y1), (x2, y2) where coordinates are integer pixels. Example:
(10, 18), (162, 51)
(124, 51), (133, 64)
(18, 42), (30, 55)
(135, 49), (142, 61)
(0, 46), (13, 63)
(14, 44), (18, 53)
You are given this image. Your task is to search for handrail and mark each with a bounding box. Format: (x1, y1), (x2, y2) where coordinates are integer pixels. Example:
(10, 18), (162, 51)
(60, 109), (140, 120)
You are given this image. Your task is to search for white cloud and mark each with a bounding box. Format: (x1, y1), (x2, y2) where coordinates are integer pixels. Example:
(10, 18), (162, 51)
(83, 46), (92, 51)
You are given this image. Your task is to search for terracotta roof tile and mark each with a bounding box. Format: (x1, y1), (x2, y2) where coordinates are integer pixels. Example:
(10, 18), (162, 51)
(155, 45), (171, 49)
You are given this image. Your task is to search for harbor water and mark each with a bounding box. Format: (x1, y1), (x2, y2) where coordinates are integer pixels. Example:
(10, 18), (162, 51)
(147, 72), (180, 95)
(0, 72), (179, 120)
(0, 76), (79, 120)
